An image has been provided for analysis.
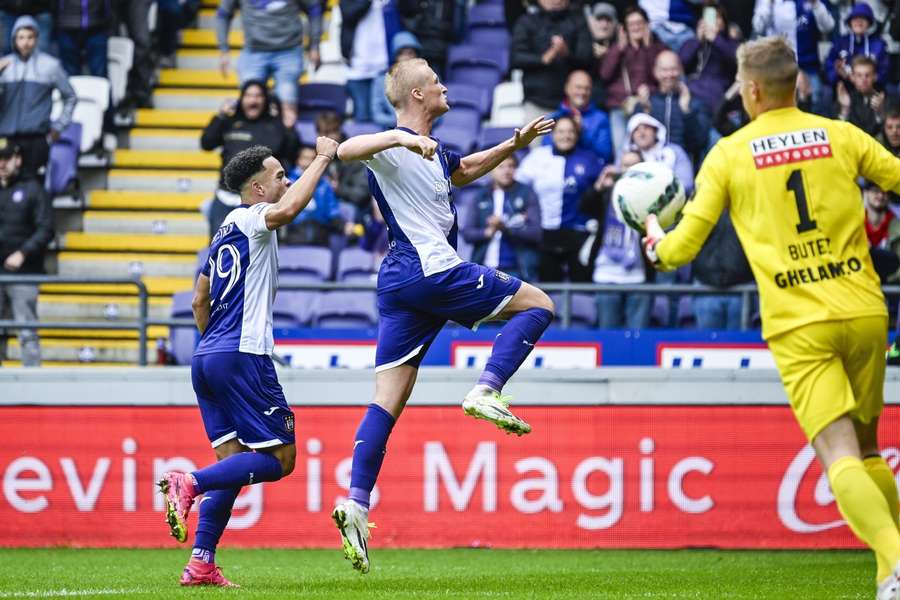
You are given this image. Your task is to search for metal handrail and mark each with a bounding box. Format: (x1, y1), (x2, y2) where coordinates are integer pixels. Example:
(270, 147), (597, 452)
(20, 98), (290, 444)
(2, 274), (900, 366)
(0, 275), (149, 365)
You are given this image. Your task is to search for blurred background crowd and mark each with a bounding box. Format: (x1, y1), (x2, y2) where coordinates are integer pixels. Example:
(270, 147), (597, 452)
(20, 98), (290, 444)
(1, 0), (899, 366)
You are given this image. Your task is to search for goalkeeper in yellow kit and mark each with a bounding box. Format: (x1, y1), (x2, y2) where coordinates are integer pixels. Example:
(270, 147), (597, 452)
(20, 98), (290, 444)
(643, 36), (900, 599)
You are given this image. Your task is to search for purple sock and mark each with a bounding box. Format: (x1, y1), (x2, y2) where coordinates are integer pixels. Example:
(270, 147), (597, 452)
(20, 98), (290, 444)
(478, 307), (553, 392)
(348, 403), (395, 510)
(192, 487), (240, 564)
(191, 452), (282, 493)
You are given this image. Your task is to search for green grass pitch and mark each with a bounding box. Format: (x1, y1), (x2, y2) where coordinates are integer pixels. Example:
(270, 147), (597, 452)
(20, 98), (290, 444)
(0, 548), (878, 599)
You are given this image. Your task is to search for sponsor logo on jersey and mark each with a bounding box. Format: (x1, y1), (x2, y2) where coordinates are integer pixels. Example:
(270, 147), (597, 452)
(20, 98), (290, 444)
(749, 128), (832, 169)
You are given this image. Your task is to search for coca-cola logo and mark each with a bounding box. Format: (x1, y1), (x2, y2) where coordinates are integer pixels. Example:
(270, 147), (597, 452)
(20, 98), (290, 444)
(777, 444), (900, 533)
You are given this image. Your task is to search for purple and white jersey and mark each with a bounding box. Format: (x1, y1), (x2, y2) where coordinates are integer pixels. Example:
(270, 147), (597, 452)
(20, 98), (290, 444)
(365, 128), (463, 291)
(195, 202), (278, 356)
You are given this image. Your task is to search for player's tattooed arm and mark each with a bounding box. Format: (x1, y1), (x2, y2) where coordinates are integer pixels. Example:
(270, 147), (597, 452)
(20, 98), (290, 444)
(337, 130), (436, 162)
(192, 274), (211, 334)
(451, 116), (554, 187)
(265, 136), (338, 230)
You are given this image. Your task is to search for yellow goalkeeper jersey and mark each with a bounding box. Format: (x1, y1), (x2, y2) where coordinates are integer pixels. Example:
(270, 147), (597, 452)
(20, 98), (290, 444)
(656, 106), (900, 340)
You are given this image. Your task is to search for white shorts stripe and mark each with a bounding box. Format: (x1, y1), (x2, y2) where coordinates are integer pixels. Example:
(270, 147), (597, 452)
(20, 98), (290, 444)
(375, 344), (425, 373)
(238, 437), (284, 449)
(210, 431), (237, 448)
(472, 294), (514, 331)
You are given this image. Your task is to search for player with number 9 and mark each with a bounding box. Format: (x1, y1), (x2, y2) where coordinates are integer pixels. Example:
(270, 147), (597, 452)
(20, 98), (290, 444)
(642, 36), (900, 599)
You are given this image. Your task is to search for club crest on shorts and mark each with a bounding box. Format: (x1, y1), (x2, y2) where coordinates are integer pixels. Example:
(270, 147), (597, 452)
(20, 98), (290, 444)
(283, 414), (295, 433)
(494, 270), (510, 282)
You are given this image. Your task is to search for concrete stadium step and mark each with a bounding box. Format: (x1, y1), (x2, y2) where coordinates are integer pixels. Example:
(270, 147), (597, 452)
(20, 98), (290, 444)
(135, 108), (216, 128)
(62, 232), (207, 254)
(6, 338), (155, 364)
(198, 9), (242, 30)
(107, 169), (218, 193)
(128, 128), (203, 151)
(37, 326), (170, 340)
(57, 252), (198, 279)
(83, 211), (207, 236)
(159, 68), (239, 89)
(42, 275), (194, 296)
(39, 294), (174, 320)
(152, 88), (230, 111)
(113, 149), (219, 170)
(89, 190), (208, 211)
(175, 49), (239, 71)
(182, 28), (243, 50)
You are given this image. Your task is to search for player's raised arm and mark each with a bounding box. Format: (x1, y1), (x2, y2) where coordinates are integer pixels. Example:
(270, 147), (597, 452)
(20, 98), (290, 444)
(337, 130), (437, 162)
(265, 136), (338, 230)
(644, 143), (729, 270)
(450, 116), (555, 187)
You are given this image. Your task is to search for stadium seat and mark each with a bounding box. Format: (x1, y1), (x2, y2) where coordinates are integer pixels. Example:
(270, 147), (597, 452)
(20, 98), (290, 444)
(169, 291), (196, 365)
(446, 82), (492, 118)
(466, 28), (511, 53)
(467, 4), (505, 27)
(279, 246), (332, 280)
(344, 120), (383, 137)
(68, 76), (111, 153)
(46, 122), (82, 196)
(432, 107), (481, 154)
(311, 291), (378, 328)
(273, 290), (316, 327)
(295, 120), (317, 146)
(551, 293), (598, 328)
(107, 36), (134, 106)
(337, 247), (376, 281)
(490, 81), (525, 126)
(297, 83), (348, 120)
(478, 126), (516, 151)
(446, 46), (505, 89)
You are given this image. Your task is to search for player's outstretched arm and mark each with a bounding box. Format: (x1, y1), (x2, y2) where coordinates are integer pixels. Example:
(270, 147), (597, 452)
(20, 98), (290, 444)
(451, 116), (554, 187)
(191, 274), (211, 334)
(336, 130), (437, 162)
(265, 136), (338, 230)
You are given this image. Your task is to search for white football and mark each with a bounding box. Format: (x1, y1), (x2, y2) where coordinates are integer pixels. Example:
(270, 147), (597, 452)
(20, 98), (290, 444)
(612, 161), (686, 234)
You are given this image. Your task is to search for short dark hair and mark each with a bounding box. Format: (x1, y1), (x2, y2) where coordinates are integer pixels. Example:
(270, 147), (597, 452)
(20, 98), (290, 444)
(315, 110), (343, 135)
(223, 145), (273, 193)
(623, 4), (649, 23)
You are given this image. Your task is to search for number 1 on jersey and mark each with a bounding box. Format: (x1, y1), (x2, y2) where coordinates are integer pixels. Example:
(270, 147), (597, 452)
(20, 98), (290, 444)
(787, 169), (817, 234)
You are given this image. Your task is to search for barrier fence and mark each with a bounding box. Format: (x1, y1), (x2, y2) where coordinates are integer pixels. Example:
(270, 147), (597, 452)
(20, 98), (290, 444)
(2, 275), (900, 366)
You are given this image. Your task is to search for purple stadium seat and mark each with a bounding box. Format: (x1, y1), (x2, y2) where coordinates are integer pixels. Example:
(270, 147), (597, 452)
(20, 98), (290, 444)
(311, 291), (378, 328)
(279, 246), (332, 280)
(297, 83), (348, 120)
(478, 127), (516, 151)
(467, 27), (511, 53)
(295, 120), (316, 147)
(550, 293), (598, 328)
(46, 122), (81, 195)
(468, 4), (505, 27)
(446, 65), (503, 92)
(447, 44), (508, 77)
(169, 291), (197, 365)
(344, 120), (383, 137)
(677, 295), (695, 328)
(447, 82), (492, 117)
(337, 247), (376, 280)
(273, 290), (316, 327)
(432, 107), (481, 154)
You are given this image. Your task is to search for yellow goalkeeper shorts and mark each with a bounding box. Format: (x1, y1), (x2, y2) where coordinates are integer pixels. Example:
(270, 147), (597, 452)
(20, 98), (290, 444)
(768, 315), (887, 442)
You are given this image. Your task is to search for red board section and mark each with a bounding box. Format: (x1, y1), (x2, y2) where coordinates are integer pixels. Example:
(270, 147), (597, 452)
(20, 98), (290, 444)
(2, 406), (899, 548)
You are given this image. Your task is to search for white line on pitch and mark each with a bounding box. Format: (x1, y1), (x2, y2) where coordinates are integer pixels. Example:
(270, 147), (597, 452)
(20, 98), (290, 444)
(0, 589), (150, 598)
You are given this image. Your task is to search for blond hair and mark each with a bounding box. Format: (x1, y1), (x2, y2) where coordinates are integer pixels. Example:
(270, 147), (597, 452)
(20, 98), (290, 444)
(385, 58), (431, 109)
(737, 36), (798, 101)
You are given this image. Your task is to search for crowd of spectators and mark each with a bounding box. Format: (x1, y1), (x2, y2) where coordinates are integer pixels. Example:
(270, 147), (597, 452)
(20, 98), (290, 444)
(322, 0), (900, 330)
